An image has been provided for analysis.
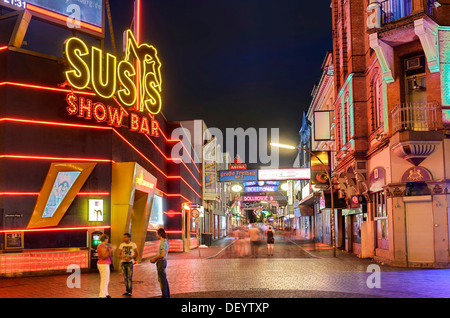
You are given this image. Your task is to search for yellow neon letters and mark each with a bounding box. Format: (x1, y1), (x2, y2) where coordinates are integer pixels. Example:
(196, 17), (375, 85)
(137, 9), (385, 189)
(64, 37), (90, 90)
(64, 30), (162, 115)
(124, 29), (162, 115)
(91, 47), (117, 99)
(117, 60), (137, 107)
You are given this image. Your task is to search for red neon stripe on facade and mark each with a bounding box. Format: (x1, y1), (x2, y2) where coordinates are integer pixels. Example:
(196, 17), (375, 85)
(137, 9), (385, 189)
(0, 119), (198, 201)
(0, 117), (201, 183)
(0, 192), (109, 196)
(0, 154), (114, 163)
(157, 189), (192, 203)
(113, 129), (201, 198)
(0, 46), (7, 51)
(0, 82), (96, 96)
(0, 192), (40, 196)
(144, 134), (201, 185)
(113, 129), (168, 177)
(136, 0), (142, 44)
(26, 4), (103, 33)
(0, 118), (112, 130)
(164, 211), (182, 215)
(147, 229), (182, 234)
(0, 225), (111, 234)
(152, 130), (200, 174)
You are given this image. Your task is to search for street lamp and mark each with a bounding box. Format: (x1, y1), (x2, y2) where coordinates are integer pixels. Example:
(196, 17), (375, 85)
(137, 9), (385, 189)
(270, 142), (336, 257)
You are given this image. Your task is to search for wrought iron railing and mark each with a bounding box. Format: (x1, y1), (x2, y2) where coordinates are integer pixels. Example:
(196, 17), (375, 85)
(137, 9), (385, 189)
(391, 102), (441, 133)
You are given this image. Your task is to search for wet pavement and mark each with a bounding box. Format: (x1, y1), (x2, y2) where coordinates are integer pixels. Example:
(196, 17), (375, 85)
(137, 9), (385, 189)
(1, 234), (450, 299)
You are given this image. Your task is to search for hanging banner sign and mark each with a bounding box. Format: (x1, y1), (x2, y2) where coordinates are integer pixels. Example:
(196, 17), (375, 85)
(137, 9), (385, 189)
(258, 168), (310, 181)
(310, 151), (330, 187)
(229, 164), (247, 170)
(245, 186), (278, 193)
(218, 170), (258, 182)
(243, 196), (274, 202)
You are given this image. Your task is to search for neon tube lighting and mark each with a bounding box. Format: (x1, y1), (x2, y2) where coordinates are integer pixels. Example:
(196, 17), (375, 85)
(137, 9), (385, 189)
(0, 119), (197, 200)
(0, 225), (111, 234)
(26, 4), (103, 34)
(147, 229), (182, 234)
(0, 118), (112, 130)
(0, 46), (7, 51)
(113, 129), (201, 198)
(0, 192), (109, 196)
(0, 154), (114, 163)
(0, 82), (96, 96)
(0, 117), (200, 183)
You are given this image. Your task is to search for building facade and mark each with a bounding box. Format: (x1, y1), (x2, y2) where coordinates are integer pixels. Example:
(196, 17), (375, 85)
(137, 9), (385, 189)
(303, 0), (450, 268)
(0, 3), (227, 276)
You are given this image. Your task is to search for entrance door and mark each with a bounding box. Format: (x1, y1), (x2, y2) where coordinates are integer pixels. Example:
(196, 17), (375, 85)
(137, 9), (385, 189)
(130, 190), (150, 245)
(405, 201), (434, 263)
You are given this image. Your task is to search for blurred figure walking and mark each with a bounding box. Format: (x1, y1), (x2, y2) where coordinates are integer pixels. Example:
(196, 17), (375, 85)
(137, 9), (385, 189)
(249, 224), (261, 258)
(266, 226), (275, 256)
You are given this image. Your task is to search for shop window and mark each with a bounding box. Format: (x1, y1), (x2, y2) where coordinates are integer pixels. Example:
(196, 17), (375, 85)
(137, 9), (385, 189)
(372, 191), (388, 250)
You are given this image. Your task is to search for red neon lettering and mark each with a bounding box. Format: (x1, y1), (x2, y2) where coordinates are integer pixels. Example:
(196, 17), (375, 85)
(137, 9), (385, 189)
(107, 106), (127, 127)
(139, 116), (150, 135)
(130, 113), (140, 131)
(151, 119), (159, 137)
(78, 97), (92, 119)
(93, 102), (108, 122)
(66, 93), (78, 115)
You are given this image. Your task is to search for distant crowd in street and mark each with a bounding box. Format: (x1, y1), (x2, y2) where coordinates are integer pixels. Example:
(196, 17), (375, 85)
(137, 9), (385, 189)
(232, 223), (276, 257)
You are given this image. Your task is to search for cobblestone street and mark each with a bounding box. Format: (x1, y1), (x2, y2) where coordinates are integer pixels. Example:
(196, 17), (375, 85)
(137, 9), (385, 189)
(1, 236), (450, 299)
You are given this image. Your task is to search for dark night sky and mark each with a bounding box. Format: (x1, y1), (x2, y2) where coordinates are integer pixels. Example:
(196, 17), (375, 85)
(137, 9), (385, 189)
(20, 1), (333, 168)
(106, 1), (333, 167)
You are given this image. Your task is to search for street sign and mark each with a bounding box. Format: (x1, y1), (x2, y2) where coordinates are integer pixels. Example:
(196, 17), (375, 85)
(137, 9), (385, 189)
(350, 195), (367, 208)
(191, 208), (200, 218)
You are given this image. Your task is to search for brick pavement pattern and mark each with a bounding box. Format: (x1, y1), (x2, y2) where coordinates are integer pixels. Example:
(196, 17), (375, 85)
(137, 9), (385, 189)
(1, 236), (450, 298)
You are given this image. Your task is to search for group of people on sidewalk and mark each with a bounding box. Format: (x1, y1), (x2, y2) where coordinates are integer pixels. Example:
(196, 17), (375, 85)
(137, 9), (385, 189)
(233, 224), (275, 257)
(95, 228), (171, 298)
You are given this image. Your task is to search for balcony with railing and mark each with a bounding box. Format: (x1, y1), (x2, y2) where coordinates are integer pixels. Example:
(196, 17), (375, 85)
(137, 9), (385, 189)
(391, 102), (444, 165)
(380, 0), (412, 25)
(391, 102), (441, 133)
(379, 0), (437, 25)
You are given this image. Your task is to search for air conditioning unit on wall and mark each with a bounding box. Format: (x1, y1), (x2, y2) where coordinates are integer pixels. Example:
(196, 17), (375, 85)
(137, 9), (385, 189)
(406, 57), (423, 71)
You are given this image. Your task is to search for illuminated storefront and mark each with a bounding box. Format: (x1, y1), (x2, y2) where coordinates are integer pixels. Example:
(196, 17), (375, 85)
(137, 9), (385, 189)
(0, 1), (201, 276)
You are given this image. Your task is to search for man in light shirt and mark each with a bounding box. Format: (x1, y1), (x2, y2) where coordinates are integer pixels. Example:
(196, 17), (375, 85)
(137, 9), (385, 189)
(118, 233), (138, 297)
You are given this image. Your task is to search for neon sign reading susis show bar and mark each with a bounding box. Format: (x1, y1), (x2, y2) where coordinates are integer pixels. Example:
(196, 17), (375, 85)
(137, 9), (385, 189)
(64, 30), (162, 115)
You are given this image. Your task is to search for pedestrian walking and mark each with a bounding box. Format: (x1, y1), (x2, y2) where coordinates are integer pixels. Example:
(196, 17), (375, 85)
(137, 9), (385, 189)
(249, 224), (261, 258)
(97, 234), (112, 298)
(150, 228), (170, 298)
(266, 226), (275, 256)
(118, 233), (138, 297)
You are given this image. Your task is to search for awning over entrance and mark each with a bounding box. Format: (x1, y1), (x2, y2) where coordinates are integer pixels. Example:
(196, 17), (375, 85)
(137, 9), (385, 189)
(320, 190), (347, 209)
(298, 205), (314, 216)
(298, 193), (316, 216)
(111, 162), (157, 269)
